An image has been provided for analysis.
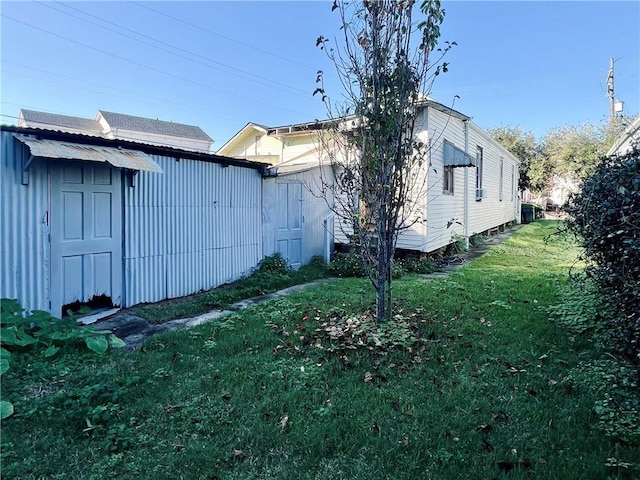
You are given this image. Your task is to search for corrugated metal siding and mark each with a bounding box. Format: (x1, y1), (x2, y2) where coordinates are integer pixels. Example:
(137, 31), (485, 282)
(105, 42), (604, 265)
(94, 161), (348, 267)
(123, 155), (262, 306)
(1, 132), (50, 312)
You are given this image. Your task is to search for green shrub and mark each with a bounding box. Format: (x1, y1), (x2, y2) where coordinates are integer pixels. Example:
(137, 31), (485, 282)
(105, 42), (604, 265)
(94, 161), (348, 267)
(330, 251), (365, 277)
(330, 251), (405, 279)
(443, 234), (467, 257)
(399, 256), (437, 274)
(257, 253), (291, 273)
(565, 147), (640, 367)
(469, 233), (488, 248)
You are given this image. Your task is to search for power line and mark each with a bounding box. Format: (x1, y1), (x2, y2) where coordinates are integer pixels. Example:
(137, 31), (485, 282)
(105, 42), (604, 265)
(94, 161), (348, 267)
(41, 1), (310, 98)
(130, 1), (317, 72)
(1, 13), (315, 119)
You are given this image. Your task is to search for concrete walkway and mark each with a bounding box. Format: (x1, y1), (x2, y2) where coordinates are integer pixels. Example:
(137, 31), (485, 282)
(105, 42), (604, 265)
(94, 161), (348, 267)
(98, 224), (522, 350)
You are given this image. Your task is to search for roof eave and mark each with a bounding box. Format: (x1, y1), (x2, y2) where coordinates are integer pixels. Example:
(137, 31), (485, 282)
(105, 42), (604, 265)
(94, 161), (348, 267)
(1, 125), (269, 172)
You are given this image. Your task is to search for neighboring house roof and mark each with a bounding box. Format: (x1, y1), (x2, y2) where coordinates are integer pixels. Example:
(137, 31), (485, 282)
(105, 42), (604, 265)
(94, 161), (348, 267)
(18, 108), (213, 151)
(97, 110), (212, 142)
(19, 109), (103, 135)
(216, 122), (268, 154)
(607, 116), (640, 156)
(1, 124), (268, 172)
(220, 99), (470, 154)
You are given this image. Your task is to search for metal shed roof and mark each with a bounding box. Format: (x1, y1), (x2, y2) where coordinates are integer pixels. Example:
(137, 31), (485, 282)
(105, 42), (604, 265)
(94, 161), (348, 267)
(1, 125), (269, 172)
(15, 134), (163, 173)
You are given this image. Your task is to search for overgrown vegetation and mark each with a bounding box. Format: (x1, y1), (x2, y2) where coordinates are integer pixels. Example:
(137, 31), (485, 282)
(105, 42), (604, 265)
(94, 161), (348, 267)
(131, 254), (329, 323)
(0, 299), (124, 419)
(3, 222), (638, 479)
(550, 278), (640, 454)
(565, 147), (640, 368)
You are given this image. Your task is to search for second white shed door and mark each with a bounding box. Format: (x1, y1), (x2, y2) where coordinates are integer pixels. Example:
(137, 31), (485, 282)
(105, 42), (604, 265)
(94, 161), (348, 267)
(50, 163), (122, 317)
(275, 181), (303, 268)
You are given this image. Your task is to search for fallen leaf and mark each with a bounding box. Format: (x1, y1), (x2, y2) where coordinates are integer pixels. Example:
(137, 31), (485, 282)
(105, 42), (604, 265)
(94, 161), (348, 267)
(476, 424), (492, 432)
(364, 372), (373, 383)
(279, 415), (289, 431)
(232, 449), (245, 461)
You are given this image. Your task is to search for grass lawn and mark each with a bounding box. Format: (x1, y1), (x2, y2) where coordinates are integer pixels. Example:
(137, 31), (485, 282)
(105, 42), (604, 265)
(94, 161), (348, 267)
(2, 221), (638, 479)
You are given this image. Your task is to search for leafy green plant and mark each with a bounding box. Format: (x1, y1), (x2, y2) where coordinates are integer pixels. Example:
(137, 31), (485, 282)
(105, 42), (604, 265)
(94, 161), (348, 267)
(330, 251), (365, 277)
(443, 233), (467, 257)
(398, 256), (437, 274)
(257, 253), (291, 273)
(330, 251), (405, 279)
(0, 299), (125, 418)
(469, 233), (488, 248)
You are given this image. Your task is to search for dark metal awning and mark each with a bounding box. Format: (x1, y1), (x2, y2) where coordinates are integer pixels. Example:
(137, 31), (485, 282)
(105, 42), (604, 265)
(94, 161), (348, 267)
(15, 134), (163, 176)
(443, 140), (476, 168)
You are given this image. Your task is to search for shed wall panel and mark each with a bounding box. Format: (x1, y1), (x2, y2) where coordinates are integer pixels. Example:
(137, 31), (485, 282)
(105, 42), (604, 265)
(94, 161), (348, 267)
(1, 132), (50, 312)
(123, 155), (262, 307)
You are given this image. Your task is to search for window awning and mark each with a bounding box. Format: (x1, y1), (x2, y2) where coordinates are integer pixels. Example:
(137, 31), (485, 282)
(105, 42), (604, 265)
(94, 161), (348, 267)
(443, 140), (476, 168)
(15, 134), (163, 173)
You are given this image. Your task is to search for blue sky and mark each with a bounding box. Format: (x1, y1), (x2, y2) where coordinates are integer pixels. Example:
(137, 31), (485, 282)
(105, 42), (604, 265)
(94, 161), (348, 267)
(1, 1), (638, 149)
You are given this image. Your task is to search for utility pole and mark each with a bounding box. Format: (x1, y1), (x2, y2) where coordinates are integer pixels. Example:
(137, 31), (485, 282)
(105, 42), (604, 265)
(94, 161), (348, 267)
(607, 57), (615, 122)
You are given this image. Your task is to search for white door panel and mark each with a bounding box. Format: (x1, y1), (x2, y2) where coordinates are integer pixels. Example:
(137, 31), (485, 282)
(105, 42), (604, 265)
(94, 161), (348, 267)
(50, 163), (122, 316)
(275, 182), (303, 268)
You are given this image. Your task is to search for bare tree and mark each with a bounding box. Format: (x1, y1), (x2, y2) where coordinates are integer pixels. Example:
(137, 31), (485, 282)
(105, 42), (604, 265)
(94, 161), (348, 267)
(314, 0), (452, 321)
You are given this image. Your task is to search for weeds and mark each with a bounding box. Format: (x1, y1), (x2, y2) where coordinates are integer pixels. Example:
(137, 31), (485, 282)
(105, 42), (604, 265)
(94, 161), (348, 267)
(132, 254), (329, 323)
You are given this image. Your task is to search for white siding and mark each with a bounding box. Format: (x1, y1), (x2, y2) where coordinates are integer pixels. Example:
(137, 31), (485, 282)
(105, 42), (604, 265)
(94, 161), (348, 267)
(222, 129), (282, 160)
(466, 122), (519, 236)
(123, 155), (263, 306)
(280, 133), (324, 165)
(419, 108), (466, 251)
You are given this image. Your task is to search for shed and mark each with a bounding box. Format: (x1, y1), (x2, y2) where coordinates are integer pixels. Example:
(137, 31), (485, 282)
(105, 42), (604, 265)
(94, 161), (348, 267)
(1, 125), (268, 318)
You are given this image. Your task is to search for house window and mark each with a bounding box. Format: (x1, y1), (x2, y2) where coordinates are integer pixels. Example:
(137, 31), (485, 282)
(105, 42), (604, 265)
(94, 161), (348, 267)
(475, 146), (484, 200)
(443, 166), (454, 195)
(254, 135), (261, 156)
(499, 157), (504, 201)
(511, 165), (515, 200)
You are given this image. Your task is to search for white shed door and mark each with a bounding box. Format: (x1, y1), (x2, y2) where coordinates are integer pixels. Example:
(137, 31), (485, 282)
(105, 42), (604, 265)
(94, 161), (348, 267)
(275, 182), (303, 268)
(50, 164), (122, 317)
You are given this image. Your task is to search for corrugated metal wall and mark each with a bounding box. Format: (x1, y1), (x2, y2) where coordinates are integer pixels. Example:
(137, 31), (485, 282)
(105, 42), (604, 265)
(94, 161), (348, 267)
(1, 132), (50, 312)
(123, 155), (263, 306)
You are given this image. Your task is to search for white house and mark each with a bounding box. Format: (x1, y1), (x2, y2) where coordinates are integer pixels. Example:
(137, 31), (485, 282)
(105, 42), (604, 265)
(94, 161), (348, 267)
(218, 99), (521, 260)
(1, 124), (266, 318)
